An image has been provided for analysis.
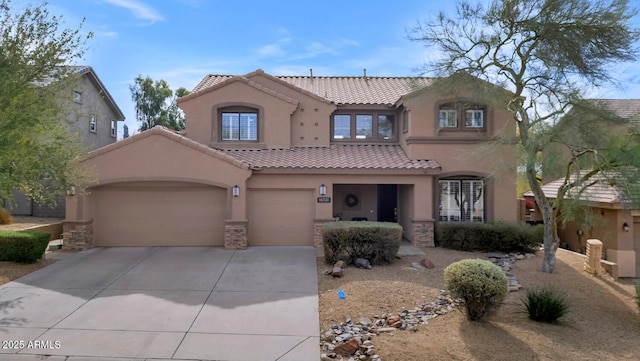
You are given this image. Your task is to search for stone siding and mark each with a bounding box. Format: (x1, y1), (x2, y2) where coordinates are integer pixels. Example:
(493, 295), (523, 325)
(62, 220), (93, 251)
(411, 220), (435, 248)
(313, 219), (336, 248)
(225, 220), (248, 249)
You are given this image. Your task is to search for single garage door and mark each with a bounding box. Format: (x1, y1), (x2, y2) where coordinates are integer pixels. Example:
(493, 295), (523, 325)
(92, 182), (226, 246)
(248, 189), (313, 246)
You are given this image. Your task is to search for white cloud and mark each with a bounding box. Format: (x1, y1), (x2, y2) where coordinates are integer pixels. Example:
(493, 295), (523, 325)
(258, 44), (285, 57)
(104, 0), (163, 23)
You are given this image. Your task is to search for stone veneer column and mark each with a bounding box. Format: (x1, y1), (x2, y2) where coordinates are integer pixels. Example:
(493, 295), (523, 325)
(314, 219), (337, 248)
(62, 220), (93, 251)
(225, 220), (248, 250)
(411, 219), (435, 248)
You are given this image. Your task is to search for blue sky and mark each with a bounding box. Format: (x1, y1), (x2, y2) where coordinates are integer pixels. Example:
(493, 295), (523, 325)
(42, 0), (640, 138)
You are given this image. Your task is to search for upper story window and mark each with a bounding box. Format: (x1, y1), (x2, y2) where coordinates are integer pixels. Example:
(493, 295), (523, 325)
(73, 91), (82, 103)
(110, 120), (117, 137)
(438, 102), (486, 131)
(221, 110), (258, 141)
(89, 115), (97, 133)
(332, 113), (396, 141)
(333, 114), (351, 139)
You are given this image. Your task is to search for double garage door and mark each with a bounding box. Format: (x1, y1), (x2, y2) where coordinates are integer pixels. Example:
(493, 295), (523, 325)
(92, 184), (314, 247)
(92, 182), (226, 247)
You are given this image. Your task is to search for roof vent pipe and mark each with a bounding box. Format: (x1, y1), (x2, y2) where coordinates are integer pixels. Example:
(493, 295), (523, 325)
(310, 68), (313, 80)
(364, 68), (368, 81)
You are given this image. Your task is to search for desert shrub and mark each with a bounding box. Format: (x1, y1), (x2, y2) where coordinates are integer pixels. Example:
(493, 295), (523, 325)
(436, 222), (543, 253)
(523, 287), (569, 323)
(322, 221), (402, 265)
(444, 258), (508, 321)
(0, 207), (13, 225)
(0, 230), (50, 263)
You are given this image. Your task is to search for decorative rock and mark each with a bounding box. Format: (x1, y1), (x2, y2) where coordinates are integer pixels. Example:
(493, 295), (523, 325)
(334, 260), (347, 268)
(386, 315), (402, 328)
(355, 258), (372, 269)
(411, 262), (425, 270)
(332, 267), (343, 278)
(321, 268), (332, 275)
(358, 317), (372, 326)
(420, 258), (435, 269)
(376, 327), (396, 333)
(334, 338), (361, 356)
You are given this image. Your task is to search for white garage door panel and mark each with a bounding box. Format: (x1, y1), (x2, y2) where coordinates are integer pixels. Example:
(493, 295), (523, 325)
(93, 184), (226, 246)
(249, 190), (313, 246)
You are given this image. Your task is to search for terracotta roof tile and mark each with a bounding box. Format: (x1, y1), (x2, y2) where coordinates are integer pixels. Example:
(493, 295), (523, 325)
(192, 73), (433, 105)
(589, 99), (640, 120)
(524, 172), (631, 204)
(221, 144), (441, 172)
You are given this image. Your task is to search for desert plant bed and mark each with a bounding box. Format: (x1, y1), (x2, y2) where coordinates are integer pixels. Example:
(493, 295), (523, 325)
(317, 247), (640, 361)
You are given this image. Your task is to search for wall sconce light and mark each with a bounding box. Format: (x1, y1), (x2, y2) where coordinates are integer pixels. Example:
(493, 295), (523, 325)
(67, 186), (76, 196)
(232, 185), (240, 197)
(319, 184), (327, 196)
(577, 229), (583, 236)
(623, 222), (630, 232)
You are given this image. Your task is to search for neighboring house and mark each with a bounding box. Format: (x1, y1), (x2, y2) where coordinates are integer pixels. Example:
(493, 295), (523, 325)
(524, 99), (640, 277)
(2, 66), (125, 217)
(64, 69), (516, 250)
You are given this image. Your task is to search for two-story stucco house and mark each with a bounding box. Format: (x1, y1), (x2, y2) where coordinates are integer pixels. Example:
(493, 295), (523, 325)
(63, 69), (516, 250)
(3, 66), (125, 218)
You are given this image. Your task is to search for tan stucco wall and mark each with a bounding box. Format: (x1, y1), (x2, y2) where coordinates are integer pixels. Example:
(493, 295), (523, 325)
(247, 173), (434, 243)
(180, 81), (298, 148)
(246, 73), (336, 147)
(71, 133), (251, 221)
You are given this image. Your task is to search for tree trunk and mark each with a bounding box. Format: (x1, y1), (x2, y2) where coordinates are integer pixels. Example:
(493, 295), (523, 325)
(525, 158), (560, 273)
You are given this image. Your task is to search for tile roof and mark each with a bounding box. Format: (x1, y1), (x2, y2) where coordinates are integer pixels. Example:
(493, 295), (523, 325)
(589, 99), (640, 120)
(84, 126), (249, 170)
(220, 144), (441, 172)
(524, 172), (631, 204)
(192, 71), (434, 105)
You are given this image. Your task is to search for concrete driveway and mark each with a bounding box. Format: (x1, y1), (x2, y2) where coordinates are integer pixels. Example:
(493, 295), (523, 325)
(0, 247), (320, 361)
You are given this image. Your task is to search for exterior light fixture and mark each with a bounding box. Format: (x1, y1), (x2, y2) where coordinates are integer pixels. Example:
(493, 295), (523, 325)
(67, 186), (76, 196)
(320, 184), (327, 196)
(577, 229), (584, 236)
(623, 222), (630, 232)
(232, 185), (240, 197)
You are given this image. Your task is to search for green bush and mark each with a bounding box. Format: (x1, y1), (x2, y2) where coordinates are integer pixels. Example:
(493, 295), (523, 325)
(436, 222), (543, 253)
(444, 258), (508, 321)
(0, 230), (50, 263)
(322, 221), (402, 265)
(522, 287), (569, 323)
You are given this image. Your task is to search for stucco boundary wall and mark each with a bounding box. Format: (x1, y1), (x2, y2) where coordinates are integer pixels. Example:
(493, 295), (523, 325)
(62, 220), (93, 251)
(21, 222), (64, 241)
(225, 220), (248, 249)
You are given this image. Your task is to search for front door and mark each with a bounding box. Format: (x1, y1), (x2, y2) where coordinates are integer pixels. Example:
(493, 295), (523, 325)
(377, 184), (397, 222)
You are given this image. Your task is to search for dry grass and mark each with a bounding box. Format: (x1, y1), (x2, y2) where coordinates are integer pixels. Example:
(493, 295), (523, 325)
(318, 247), (640, 361)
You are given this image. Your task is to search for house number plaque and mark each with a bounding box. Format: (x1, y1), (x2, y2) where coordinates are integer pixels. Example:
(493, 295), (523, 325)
(317, 197), (331, 203)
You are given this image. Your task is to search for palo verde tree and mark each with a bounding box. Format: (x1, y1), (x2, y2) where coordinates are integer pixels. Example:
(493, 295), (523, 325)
(410, 0), (640, 272)
(0, 0), (93, 208)
(130, 75), (189, 132)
